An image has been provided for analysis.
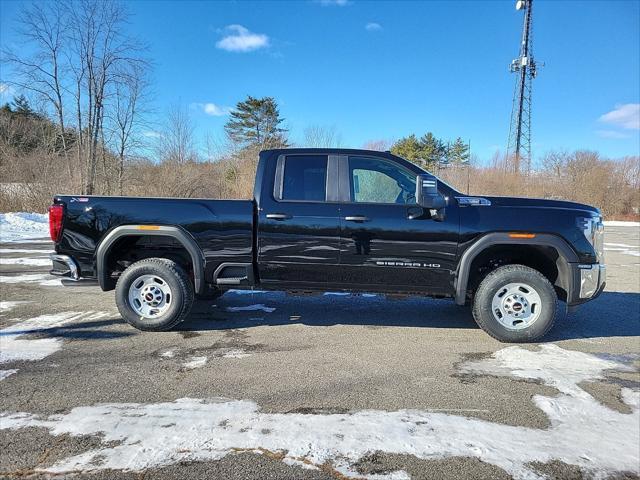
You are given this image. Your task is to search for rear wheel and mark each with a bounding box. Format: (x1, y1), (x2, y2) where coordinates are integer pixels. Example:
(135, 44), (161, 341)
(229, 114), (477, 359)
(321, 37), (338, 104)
(472, 264), (556, 342)
(115, 258), (194, 331)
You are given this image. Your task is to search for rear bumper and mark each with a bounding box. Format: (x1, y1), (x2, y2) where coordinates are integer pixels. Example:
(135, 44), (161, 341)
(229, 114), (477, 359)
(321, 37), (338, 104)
(50, 254), (98, 287)
(568, 263), (606, 306)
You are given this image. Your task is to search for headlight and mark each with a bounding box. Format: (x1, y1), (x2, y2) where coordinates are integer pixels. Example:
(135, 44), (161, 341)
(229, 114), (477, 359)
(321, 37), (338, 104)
(577, 216), (604, 261)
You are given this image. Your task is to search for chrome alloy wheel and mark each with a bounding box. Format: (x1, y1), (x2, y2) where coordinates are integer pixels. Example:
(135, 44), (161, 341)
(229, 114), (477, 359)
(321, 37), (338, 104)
(490, 282), (542, 330)
(128, 274), (172, 318)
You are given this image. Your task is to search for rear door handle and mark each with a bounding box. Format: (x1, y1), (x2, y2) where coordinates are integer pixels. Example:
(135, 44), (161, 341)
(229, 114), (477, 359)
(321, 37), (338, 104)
(344, 216), (370, 222)
(266, 213), (292, 220)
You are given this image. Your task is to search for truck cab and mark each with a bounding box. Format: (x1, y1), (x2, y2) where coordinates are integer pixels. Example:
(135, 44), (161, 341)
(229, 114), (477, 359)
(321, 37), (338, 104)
(253, 149), (459, 295)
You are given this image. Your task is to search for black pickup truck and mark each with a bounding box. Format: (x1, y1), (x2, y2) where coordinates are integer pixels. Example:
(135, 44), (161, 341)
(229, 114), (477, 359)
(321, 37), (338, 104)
(48, 148), (605, 342)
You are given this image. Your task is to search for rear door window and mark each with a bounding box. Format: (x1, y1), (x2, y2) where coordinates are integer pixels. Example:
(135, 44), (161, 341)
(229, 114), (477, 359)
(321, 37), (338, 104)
(281, 155), (328, 201)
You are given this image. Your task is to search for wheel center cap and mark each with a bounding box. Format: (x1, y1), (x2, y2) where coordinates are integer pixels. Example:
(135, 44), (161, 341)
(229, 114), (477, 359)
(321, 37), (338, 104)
(512, 302), (523, 312)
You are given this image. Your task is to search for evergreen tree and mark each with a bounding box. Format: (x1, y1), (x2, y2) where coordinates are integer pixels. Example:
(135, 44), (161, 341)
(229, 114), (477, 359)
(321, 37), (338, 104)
(390, 132), (446, 170)
(447, 137), (470, 165)
(390, 134), (422, 164)
(224, 96), (288, 150)
(11, 94), (34, 116)
(419, 132), (446, 168)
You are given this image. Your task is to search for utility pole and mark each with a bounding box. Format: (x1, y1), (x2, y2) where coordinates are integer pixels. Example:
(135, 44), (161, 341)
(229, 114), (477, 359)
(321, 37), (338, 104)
(507, 0), (539, 174)
(467, 139), (471, 195)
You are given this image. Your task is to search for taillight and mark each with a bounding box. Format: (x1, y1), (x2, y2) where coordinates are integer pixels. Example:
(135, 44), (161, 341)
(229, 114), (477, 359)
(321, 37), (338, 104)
(48, 204), (64, 242)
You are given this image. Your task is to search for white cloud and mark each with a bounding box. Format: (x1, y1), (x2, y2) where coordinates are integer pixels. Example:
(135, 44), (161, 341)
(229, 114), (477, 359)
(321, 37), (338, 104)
(316, 0), (350, 5)
(216, 25), (269, 53)
(596, 129), (630, 139)
(0, 83), (15, 99)
(191, 102), (232, 117)
(203, 103), (231, 116)
(365, 22), (382, 31)
(598, 103), (640, 130)
(142, 131), (162, 138)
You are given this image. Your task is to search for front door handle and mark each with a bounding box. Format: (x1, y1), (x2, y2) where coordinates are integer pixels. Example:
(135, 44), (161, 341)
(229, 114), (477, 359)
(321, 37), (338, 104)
(266, 213), (292, 220)
(344, 216), (370, 222)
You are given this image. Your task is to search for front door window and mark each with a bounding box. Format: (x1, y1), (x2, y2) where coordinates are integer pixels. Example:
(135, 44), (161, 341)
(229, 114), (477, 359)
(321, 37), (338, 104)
(349, 156), (416, 204)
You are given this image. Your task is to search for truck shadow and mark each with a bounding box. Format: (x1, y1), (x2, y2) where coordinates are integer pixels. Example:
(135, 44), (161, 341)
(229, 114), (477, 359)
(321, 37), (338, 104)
(180, 291), (640, 341)
(0, 319), (135, 340)
(185, 292), (474, 331)
(546, 291), (640, 341)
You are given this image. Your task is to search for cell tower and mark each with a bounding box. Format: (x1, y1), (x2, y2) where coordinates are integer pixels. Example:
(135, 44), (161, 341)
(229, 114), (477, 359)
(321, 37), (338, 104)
(507, 0), (539, 174)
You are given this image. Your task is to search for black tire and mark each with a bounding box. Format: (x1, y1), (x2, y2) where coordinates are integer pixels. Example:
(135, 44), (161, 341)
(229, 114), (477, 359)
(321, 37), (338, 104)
(472, 264), (557, 343)
(115, 258), (194, 331)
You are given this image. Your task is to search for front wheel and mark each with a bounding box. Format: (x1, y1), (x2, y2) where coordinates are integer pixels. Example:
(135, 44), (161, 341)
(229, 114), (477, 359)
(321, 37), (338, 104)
(472, 264), (557, 342)
(115, 258), (194, 331)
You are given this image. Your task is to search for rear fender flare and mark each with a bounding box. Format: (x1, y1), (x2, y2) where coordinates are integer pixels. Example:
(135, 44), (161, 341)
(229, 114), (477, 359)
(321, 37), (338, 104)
(96, 225), (205, 294)
(455, 232), (579, 305)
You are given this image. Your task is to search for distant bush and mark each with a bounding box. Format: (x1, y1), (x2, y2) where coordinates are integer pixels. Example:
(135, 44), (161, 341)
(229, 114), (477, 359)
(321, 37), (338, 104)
(437, 151), (639, 220)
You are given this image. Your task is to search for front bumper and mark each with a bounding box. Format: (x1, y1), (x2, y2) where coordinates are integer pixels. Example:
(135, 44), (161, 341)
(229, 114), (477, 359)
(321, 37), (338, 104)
(50, 254), (98, 286)
(568, 263), (606, 306)
(579, 263), (606, 298)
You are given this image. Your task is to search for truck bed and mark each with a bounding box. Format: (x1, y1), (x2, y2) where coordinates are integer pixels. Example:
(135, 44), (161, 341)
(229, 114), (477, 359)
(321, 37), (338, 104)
(52, 195), (255, 282)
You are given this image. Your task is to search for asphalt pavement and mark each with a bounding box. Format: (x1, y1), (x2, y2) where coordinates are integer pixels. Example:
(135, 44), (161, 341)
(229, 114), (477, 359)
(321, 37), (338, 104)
(0, 225), (638, 479)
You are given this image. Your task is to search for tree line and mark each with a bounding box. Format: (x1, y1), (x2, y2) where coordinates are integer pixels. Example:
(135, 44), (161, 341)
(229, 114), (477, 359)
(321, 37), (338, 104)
(390, 133), (470, 170)
(1, 0), (150, 196)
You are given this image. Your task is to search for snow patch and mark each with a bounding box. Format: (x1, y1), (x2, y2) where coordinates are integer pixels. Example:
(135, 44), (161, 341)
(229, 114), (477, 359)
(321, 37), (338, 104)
(182, 356), (207, 369)
(0, 311), (110, 364)
(0, 212), (49, 243)
(281, 457), (320, 470)
(324, 292), (378, 298)
(226, 304), (275, 313)
(604, 242), (640, 257)
(221, 349), (251, 359)
(603, 220), (640, 227)
(159, 349), (177, 359)
(458, 344), (634, 396)
(0, 273), (61, 286)
(0, 257), (52, 266)
(228, 289), (267, 295)
(0, 345), (637, 479)
(0, 301), (30, 313)
(0, 369), (18, 381)
(605, 242), (638, 248)
(0, 248), (51, 254)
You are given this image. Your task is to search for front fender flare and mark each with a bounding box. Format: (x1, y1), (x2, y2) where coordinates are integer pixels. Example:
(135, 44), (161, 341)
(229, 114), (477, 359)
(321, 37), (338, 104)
(96, 225), (205, 294)
(454, 232), (579, 305)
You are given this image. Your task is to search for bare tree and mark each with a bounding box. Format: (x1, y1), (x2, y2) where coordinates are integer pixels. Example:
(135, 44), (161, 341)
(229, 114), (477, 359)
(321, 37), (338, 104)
(110, 61), (150, 193)
(362, 139), (391, 151)
(156, 104), (197, 164)
(303, 124), (342, 148)
(2, 2), (71, 170)
(66, 0), (143, 194)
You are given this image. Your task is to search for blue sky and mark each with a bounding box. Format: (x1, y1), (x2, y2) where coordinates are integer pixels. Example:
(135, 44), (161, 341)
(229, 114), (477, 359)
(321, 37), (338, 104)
(1, 0), (639, 163)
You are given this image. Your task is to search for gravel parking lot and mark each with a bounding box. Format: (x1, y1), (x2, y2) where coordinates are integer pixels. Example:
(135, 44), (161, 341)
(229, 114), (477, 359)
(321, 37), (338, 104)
(1, 223), (638, 479)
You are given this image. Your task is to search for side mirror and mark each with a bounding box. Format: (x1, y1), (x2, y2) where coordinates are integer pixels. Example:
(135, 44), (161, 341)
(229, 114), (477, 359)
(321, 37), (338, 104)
(415, 174), (446, 210)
